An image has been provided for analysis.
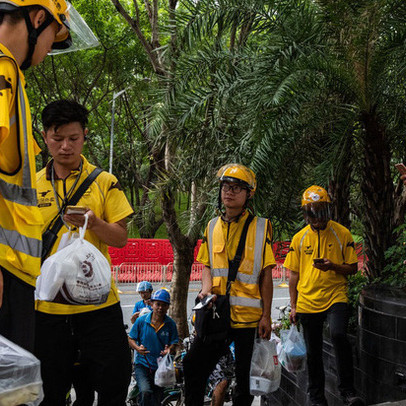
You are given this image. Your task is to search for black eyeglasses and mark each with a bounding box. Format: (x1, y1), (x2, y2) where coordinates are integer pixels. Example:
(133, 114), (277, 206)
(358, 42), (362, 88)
(222, 183), (245, 194)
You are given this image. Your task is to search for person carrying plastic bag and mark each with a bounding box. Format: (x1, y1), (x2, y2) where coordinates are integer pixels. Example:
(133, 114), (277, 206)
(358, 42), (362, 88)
(34, 100), (134, 405)
(284, 186), (365, 406)
(128, 289), (179, 406)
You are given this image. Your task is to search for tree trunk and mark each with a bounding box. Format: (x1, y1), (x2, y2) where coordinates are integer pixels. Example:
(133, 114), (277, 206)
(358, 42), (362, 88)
(329, 170), (351, 230)
(162, 188), (198, 338)
(360, 110), (395, 279)
(170, 246), (194, 338)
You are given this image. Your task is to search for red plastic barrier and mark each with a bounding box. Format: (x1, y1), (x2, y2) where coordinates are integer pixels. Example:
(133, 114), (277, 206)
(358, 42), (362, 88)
(109, 239), (366, 268)
(109, 239), (202, 266)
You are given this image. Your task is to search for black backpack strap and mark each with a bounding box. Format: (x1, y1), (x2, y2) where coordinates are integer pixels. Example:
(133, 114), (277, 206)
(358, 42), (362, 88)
(227, 213), (254, 293)
(41, 168), (103, 262)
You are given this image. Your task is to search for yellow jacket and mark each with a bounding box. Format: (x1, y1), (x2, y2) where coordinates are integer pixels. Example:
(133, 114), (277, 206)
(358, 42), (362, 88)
(207, 214), (269, 328)
(0, 44), (43, 286)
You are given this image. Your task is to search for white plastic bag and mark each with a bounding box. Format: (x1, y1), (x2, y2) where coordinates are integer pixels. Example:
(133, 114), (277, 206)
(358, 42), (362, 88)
(249, 338), (281, 396)
(0, 335), (43, 406)
(36, 214), (111, 305)
(278, 325), (307, 373)
(154, 353), (176, 387)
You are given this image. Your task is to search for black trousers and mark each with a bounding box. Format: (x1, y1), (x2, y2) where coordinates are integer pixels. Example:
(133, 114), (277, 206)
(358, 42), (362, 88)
(35, 303), (132, 406)
(0, 267), (35, 352)
(183, 327), (256, 406)
(298, 302), (355, 403)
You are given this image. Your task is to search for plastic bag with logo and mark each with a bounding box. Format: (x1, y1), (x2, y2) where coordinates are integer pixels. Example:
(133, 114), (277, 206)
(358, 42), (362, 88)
(249, 338), (281, 396)
(0, 335), (44, 406)
(278, 324), (307, 373)
(35, 214), (111, 305)
(154, 353), (176, 387)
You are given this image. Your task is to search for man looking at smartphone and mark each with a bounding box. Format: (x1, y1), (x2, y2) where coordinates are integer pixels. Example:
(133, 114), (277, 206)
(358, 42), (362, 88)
(35, 100), (133, 405)
(284, 186), (364, 406)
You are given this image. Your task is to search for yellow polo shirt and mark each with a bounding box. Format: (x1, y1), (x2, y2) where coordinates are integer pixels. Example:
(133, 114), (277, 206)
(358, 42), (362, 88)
(36, 156), (134, 314)
(284, 220), (358, 313)
(197, 211), (276, 270)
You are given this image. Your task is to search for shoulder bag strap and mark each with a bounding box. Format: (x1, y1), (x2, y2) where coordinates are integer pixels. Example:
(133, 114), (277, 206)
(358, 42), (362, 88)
(227, 213), (254, 294)
(41, 167), (103, 262)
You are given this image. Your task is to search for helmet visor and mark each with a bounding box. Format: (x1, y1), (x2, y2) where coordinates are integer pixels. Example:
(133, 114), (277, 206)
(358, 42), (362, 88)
(302, 202), (331, 222)
(49, 2), (99, 54)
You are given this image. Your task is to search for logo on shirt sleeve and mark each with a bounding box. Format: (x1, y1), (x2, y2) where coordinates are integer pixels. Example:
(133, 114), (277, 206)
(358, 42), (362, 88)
(108, 181), (123, 191)
(0, 75), (12, 95)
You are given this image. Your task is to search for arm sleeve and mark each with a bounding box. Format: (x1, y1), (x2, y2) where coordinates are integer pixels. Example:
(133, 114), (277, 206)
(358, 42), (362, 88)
(0, 59), (16, 146)
(263, 220), (276, 269)
(103, 175), (134, 224)
(129, 318), (141, 342)
(196, 226), (210, 267)
(343, 232), (359, 265)
(283, 235), (300, 272)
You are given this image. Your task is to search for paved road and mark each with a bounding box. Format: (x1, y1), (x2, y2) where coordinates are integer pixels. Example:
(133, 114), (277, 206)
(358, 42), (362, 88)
(119, 281), (290, 329)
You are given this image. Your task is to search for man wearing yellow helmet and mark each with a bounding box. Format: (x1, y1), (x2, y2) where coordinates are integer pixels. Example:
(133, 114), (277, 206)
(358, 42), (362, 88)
(0, 0), (97, 352)
(284, 186), (364, 406)
(183, 164), (276, 406)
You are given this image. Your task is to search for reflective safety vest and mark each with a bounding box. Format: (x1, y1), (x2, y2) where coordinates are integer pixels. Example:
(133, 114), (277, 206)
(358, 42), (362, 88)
(208, 216), (267, 328)
(0, 50), (42, 286)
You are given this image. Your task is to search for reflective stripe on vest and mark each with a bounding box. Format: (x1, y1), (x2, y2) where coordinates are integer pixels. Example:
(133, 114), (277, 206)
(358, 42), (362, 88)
(0, 227), (41, 257)
(229, 296), (262, 308)
(0, 74), (37, 205)
(0, 53), (41, 266)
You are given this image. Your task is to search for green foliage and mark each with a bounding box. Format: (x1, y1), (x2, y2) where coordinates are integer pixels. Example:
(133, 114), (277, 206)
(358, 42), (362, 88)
(382, 224), (406, 287)
(347, 271), (368, 333)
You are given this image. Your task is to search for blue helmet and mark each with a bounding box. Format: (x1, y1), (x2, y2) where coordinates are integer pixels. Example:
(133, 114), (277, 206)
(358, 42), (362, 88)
(137, 281), (153, 292)
(151, 289), (170, 304)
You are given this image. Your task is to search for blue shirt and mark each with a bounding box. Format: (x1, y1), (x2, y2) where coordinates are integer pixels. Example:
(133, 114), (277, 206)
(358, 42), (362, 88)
(132, 300), (152, 314)
(129, 312), (179, 370)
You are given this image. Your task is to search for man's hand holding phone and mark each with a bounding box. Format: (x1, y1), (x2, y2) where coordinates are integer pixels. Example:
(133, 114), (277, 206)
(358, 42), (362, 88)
(313, 258), (334, 272)
(64, 206), (97, 230)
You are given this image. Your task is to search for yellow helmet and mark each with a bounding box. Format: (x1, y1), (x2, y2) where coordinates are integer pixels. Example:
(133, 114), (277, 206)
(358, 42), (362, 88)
(217, 164), (257, 196)
(301, 185), (331, 207)
(0, 0), (98, 68)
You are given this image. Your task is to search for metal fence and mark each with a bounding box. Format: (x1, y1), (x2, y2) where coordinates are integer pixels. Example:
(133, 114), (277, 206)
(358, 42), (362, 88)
(111, 261), (290, 287)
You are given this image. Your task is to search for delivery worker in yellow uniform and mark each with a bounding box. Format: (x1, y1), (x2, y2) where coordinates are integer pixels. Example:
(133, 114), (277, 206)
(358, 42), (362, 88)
(0, 0), (97, 352)
(183, 164), (276, 406)
(35, 100), (133, 406)
(284, 186), (364, 406)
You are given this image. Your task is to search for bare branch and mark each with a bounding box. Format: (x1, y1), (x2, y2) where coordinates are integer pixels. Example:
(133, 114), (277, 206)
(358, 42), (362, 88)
(111, 0), (166, 75)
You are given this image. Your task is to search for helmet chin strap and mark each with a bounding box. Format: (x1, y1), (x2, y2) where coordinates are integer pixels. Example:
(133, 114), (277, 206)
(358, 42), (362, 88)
(20, 8), (54, 70)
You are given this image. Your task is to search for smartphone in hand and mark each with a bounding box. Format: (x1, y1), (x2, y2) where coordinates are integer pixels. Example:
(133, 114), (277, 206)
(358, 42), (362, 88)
(313, 258), (324, 264)
(395, 163), (406, 176)
(65, 205), (87, 215)
(192, 294), (215, 310)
